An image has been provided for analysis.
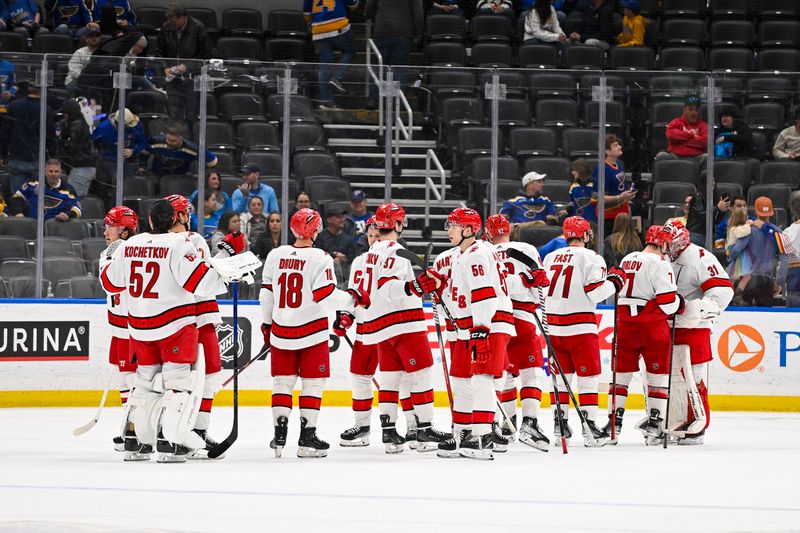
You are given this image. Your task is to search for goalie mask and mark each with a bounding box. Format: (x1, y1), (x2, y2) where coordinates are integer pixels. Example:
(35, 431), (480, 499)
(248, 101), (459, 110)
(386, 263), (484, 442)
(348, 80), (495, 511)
(663, 220), (691, 261)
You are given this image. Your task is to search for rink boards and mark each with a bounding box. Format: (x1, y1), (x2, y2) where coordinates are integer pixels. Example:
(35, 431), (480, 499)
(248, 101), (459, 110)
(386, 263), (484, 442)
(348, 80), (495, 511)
(0, 299), (799, 411)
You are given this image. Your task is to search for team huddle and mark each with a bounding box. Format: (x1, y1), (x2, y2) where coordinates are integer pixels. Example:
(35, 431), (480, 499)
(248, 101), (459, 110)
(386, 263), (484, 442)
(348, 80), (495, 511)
(96, 195), (733, 462)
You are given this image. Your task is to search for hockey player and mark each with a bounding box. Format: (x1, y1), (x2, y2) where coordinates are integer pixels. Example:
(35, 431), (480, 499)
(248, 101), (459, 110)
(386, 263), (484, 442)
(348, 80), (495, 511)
(359, 202), (451, 453)
(164, 194), (243, 459)
(662, 220), (733, 445)
(100, 206), (148, 460)
(485, 214), (551, 451)
(607, 224), (685, 444)
(259, 208), (370, 458)
(100, 200), (240, 463)
(541, 216), (625, 446)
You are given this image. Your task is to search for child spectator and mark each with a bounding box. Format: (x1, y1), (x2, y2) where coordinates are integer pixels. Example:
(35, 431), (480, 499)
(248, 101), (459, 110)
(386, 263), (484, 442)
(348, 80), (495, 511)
(617, 0), (647, 47)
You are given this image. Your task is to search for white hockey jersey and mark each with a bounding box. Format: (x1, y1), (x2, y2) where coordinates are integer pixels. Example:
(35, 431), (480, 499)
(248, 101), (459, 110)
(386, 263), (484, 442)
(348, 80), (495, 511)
(449, 240), (515, 339)
(541, 245), (616, 336)
(186, 231), (223, 328)
(100, 231), (227, 341)
(495, 241), (543, 326)
(618, 250), (680, 321)
(99, 239), (129, 339)
(259, 245), (355, 350)
(360, 239), (427, 345)
(347, 252), (369, 342)
(670, 243), (733, 329)
(431, 246), (461, 342)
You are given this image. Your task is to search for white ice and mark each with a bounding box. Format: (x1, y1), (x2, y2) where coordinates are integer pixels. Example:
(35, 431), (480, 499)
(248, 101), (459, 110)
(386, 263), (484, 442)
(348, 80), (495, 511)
(1, 407), (799, 533)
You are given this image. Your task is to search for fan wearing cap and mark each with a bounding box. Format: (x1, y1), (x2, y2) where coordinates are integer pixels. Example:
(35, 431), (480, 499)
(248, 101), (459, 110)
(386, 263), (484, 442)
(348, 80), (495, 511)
(231, 163), (278, 215)
(617, 0), (647, 47)
(499, 171), (558, 225)
(714, 109), (755, 160)
(145, 123), (218, 178)
(658, 95), (709, 162)
(345, 189), (373, 241)
(734, 196), (785, 306)
(317, 204), (357, 277)
(91, 108), (147, 207)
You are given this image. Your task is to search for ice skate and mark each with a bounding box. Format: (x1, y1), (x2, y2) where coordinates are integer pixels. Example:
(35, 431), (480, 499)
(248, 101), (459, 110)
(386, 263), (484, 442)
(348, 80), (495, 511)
(553, 410), (572, 445)
(437, 429), (470, 458)
(405, 425), (417, 450)
(502, 414), (517, 442)
(492, 422), (509, 453)
(297, 417), (329, 458)
(188, 429), (225, 460)
(156, 431), (189, 463)
(678, 431), (705, 446)
(518, 417), (549, 452)
(380, 414), (405, 454)
(636, 408), (665, 444)
(416, 423), (452, 453)
(113, 435), (125, 452)
(122, 429), (152, 462)
(603, 408), (625, 445)
(270, 415), (289, 458)
(580, 410), (610, 447)
(459, 432), (495, 461)
(340, 425), (370, 447)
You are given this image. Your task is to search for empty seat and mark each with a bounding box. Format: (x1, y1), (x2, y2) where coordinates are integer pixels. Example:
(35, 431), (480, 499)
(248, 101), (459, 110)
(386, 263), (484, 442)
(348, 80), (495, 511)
(266, 94), (315, 121)
(529, 72), (577, 100)
(8, 277), (51, 298)
(45, 219), (92, 240)
(610, 46), (654, 70)
(534, 99), (578, 128)
(135, 6), (167, 30)
(439, 97), (484, 148)
(578, 74), (627, 102)
(744, 103), (785, 135)
(510, 128), (557, 159)
(649, 75), (698, 101)
(43, 256), (86, 286)
(267, 10), (307, 38)
(713, 160), (750, 191)
(292, 152), (338, 181)
(561, 128), (599, 159)
(662, 18), (706, 46)
(470, 14), (513, 43)
(523, 157), (570, 181)
(222, 8), (263, 36)
(747, 184), (791, 211)
(0, 217), (37, 239)
(260, 178), (299, 203)
(710, 0), (748, 18)
(32, 33), (73, 54)
(652, 204), (683, 225)
(758, 0), (797, 19)
(471, 156), (519, 181)
(288, 122), (326, 153)
(68, 276), (104, 298)
(160, 175), (195, 197)
(518, 44), (558, 69)
(79, 196), (106, 220)
(0, 235), (28, 262)
(80, 237), (107, 263)
(187, 8), (218, 32)
(220, 93), (265, 122)
(758, 161), (800, 188)
(424, 42), (466, 66)
(426, 13), (467, 41)
(542, 180), (572, 203)
(659, 47), (704, 71)
(708, 48), (753, 72)
(471, 42), (512, 68)
(564, 45), (604, 70)
(492, 180), (523, 203)
(653, 181), (697, 204)
(456, 126), (495, 169)
(653, 159), (700, 184)
(0, 32), (25, 52)
(0, 259), (35, 280)
(662, 0), (705, 17)
(758, 49), (800, 73)
(710, 20), (753, 48)
(518, 225), (564, 248)
(479, 71), (527, 100)
(197, 121), (235, 149)
(716, 183), (744, 201)
(215, 37), (263, 61)
(584, 101), (626, 130)
(305, 178), (350, 203)
(746, 77), (792, 103)
(757, 20), (800, 48)
(266, 38), (306, 62)
(127, 90), (169, 119)
(494, 99), (531, 129)
(237, 122), (280, 151)
(429, 70), (477, 99)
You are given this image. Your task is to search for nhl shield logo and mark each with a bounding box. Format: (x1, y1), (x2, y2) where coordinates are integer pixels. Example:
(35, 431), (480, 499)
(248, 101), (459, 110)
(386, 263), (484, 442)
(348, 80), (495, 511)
(217, 322), (245, 365)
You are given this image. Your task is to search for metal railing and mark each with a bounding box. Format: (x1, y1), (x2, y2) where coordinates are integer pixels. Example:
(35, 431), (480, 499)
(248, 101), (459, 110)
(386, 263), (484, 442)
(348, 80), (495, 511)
(394, 88), (414, 164)
(365, 38), (384, 135)
(424, 149), (447, 229)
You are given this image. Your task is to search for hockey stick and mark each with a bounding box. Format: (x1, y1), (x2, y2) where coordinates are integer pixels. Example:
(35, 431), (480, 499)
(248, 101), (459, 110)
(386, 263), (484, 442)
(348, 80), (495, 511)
(221, 344), (270, 389)
(341, 333), (381, 390)
(208, 281), (239, 459)
(73, 369), (114, 436)
(663, 312), (678, 450)
(534, 288), (569, 454)
(425, 242), (454, 410)
(611, 293), (619, 442)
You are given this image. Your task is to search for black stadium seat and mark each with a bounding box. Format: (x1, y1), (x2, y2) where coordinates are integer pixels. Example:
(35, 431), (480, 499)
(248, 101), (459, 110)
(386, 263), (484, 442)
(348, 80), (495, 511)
(0, 235), (28, 262)
(659, 47), (704, 72)
(266, 38), (306, 62)
(758, 50), (800, 73)
(471, 42), (512, 68)
(216, 37), (263, 61)
(610, 46), (654, 70)
(662, 0), (705, 17)
(510, 128), (557, 159)
(243, 151), (283, 177)
(653, 159), (699, 185)
(424, 42), (466, 67)
(708, 48), (753, 72)
(653, 182), (697, 205)
(534, 99), (578, 128)
(758, 0), (798, 19)
(747, 184), (791, 212)
(470, 14), (513, 43)
(69, 276), (104, 298)
(710, 20), (753, 48)
(758, 162), (800, 189)
(757, 20), (800, 48)
(268, 10), (307, 38)
(561, 128), (599, 159)
(237, 122), (280, 151)
(32, 33), (73, 54)
(426, 13), (466, 42)
(44, 219), (92, 240)
(305, 178), (350, 204)
(518, 44), (558, 69)
(222, 8), (263, 37)
(292, 152), (339, 181)
(565, 45), (604, 70)
(710, 0), (748, 18)
(662, 18), (706, 46)
(518, 225), (564, 248)
(0, 217), (36, 240)
(523, 157), (570, 181)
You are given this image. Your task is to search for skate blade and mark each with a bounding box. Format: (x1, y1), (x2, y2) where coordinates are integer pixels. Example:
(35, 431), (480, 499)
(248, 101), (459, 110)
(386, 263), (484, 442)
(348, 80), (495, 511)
(156, 452), (187, 463)
(114, 443), (126, 452)
(436, 449), (461, 458)
(384, 443), (404, 454)
(271, 444), (284, 458)
(123, 451), (152, 462)
(415, 441), (440, 453)
(339, 438), (369, 447)
(677, 435), (704, 446)
(493, 444), (508, 453)
(458, 449), (494, 461)
(519, 436), (550, 452)
(583, 436), (608, 448)
(188, 449), (225, 460)
(407, 441), (417, 450)
(297, 446), (328, 458)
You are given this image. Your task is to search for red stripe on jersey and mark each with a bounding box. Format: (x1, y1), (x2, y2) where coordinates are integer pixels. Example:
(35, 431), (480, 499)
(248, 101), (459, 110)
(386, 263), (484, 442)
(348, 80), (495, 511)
(378, 390), (399, 404)
(655, 291), (677, 304)
(547, 312), (597, 326)
(497, 388), (517, 403)
(445, 320), (455, 332)
(512, 300), (538, 313)
(352, 398), (373, 412)
(312, 283), (335, 302)
(701, 277), (733, 292)
(100, 263), (125, 293)
(271, 393), (293, 408)
(128, 303), (196, 330)
(400, 396), (413, 411)
(609, 385), (629, 397)
(648, 386), (669, 400)
(471, 286), (496, 303)
(549, 391), (570, 405)
(411, 389), (434, 406)
(355, 324), (364, 335)
(455, 316), (474, 330)
(196, 300), (219, 316)
(452, 410), (472, 425)
(520, 386), (542, 401)
(183, 262), (210, 293)
(472, 410), (495, 425)
(271, 317), (328, 340)
(199, 398), (213, 413)
(492, 310), (515, 325)
(579, 393), (599, 406)
(261, 283), (273, 291)
(377, 276), (399, 289)
(584, 280), (604, 293)
(361, 308), (426, 334)
(299, 395), (322, 410)
(107, 311), (127, 329)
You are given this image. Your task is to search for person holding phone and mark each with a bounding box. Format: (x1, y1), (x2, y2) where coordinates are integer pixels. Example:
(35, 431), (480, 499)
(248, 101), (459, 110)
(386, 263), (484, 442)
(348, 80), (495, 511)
(593, 134), (635, 238)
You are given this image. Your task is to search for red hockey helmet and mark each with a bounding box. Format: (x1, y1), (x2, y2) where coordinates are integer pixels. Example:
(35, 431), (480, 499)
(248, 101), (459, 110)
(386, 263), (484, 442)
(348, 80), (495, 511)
(374, 203), (406, 230)
(484, 213), (511, 239)
(164, 194), (192, 215)
(645, 224), (664, 246)
(290, 208), (322, 239)
(563, 216), (592, 241)
(663, 220), (691, 260)
(446, 207), (482, 234)
(366, 215), (377, 228)
(104, 205), (138, 230)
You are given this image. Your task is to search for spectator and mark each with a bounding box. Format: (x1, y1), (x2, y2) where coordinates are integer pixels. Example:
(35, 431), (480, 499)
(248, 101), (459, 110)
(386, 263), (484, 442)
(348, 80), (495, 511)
(346, 189), (372, 240)
(476, 0), (514, 18)
(569, 0), (615, 50)
(231, 163), (278, 215)
(295, 191), (312, 212)
(73, 30), (147, 106)
(9, 159), (81, 221)
(734, 197), (783, 306)
(157, 4), (210, 123)
(593, 134), (634, 237)
(366, 0), (423, 109)
(189, 188), (223, 238)
(536, 231), (567, 259)
(57, 98), (95, 198)
(521, 0), (567, 26)
(523, 0), (568, 47)
(0, 2), (8, 31)
(714, 195), (749, 248)
(658, 95), (709, 165)
(667, 195), (692, 227)
(304, 0), (358, 110)
(146, 124), (217, 178)
(778, 191), (800, 307)
(0, 191), (8, 217)
(240, 196), (268, 244)
(46, 0), (91, 37)
(65, 23), (102, 94)
(567, 158), (596, 222)
(0, 81), (57, 195)
(316, 204), (356, 273)
(211, 211), (249, 252)
(725, 206), (753, 304)
(772, 107), (800, 160)
(0, 58), (17, 109)
(603, 212), (642, 268)
(91, 108), (148, 208)
(429, 0), (463, 16)
(617, 0), (647, 47)
(189, 172), (232, 218)
(251, 211), (282, 260)
(500, 171), (558, 224)
(686, 175), (728, 246)
(8, 0), (48, 37)
(92, 0), (136, 29)
(124, 34), (159, 92)
(715, 109), (755, 160)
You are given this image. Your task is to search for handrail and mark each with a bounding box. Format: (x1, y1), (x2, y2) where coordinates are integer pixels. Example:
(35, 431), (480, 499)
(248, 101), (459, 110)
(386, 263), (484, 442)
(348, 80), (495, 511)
(365, 38), (384, 134)
(394, 88), (413, 164)
(424, 148), (446, 229)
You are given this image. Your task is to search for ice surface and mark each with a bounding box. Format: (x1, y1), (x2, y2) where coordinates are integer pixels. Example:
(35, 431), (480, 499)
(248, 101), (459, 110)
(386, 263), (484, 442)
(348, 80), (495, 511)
(1, 407), (799, 533)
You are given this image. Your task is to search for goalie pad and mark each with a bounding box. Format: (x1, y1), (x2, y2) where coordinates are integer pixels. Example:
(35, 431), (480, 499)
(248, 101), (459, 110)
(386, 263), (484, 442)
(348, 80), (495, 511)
(161, 346), (206, 450)
(666, 346), (707, 436)
(130, 366), (165, 446)
(207, 251), (261, 284)
(676, 298), (721, 329)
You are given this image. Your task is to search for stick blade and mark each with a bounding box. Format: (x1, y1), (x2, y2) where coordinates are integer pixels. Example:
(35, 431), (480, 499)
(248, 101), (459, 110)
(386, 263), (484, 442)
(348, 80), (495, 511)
(72, 420), (97, 437)
(395, 247), (425, 269)
(207, 434), (236, 459)
(506, 247), (538, 269)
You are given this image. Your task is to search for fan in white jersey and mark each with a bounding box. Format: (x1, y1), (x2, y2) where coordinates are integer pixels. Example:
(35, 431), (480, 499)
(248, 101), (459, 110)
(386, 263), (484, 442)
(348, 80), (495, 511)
(607, 224), (685, 444)
(780, 192), (800, 307)
(358, 202), (451, 454)
(541, 216), (625, 447)
(100, 200), (233, 463)
(259, 208), (370, 458)
(100, 206), (149, 461)
(662, 220), (733, 445)
(484, 214), (552, 451)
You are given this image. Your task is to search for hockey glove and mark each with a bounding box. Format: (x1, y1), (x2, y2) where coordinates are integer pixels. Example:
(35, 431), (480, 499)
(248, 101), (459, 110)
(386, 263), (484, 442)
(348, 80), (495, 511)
(260, 323), (271, 344)
(333, 311), (355, 337)
(520, 268), (550, 288)
(404, 268), (442, 297)
(346, 287), (371, 308)
(675, 294), (686, 315)
(607, 266), (626, 293)
(218, 231), (246, 256)
(468, 326), (491, 364)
